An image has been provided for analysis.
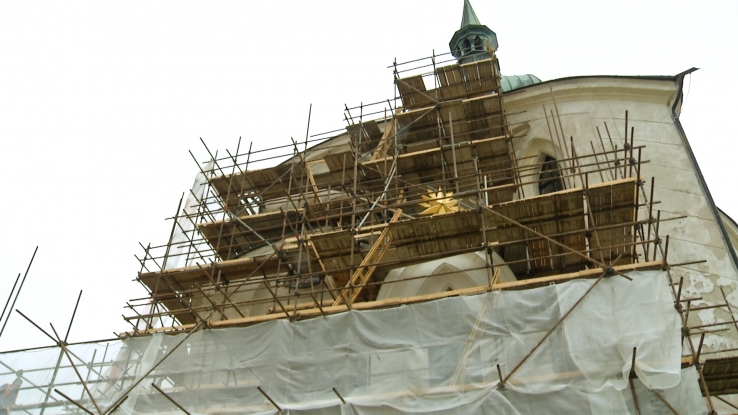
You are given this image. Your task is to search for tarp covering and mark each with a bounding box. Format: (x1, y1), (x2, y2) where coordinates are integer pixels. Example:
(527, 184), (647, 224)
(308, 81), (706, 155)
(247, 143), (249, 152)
(0, 271), (706, 414)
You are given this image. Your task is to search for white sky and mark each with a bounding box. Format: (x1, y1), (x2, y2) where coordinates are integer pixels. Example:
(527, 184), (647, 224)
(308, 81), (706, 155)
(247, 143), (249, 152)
(0, 0), (736, 352)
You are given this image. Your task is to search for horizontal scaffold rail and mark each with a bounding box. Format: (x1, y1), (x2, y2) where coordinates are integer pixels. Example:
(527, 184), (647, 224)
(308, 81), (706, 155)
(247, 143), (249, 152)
(128, 260), (664, 336)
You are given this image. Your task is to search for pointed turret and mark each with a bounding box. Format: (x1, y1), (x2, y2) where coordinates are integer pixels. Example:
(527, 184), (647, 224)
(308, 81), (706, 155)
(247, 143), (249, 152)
(449, 0), (498, 64)
(460, 0), (481, 27)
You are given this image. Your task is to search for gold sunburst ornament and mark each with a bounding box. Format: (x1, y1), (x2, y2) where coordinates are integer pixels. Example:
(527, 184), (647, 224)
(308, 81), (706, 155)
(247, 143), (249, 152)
(419, 188), (459, 216)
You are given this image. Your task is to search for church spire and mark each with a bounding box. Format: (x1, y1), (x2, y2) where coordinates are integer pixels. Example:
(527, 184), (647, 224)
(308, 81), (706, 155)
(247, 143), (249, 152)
(460, 0), (481, 28)
(449, 0), (498, 64)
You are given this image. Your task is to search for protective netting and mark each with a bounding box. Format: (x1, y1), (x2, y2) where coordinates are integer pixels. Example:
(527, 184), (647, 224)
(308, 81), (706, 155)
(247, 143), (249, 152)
(0, 271), (706, 414)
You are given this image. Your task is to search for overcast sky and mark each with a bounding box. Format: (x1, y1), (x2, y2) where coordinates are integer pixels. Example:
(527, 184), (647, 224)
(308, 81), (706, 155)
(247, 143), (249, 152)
(0, 0), (736, 351)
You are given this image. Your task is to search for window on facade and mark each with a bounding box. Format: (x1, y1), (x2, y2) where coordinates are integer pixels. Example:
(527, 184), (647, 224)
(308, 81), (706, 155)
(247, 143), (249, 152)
(539, 156), (564, 195)
(474, 36), (482, 51)
(463, 39), (471, 55)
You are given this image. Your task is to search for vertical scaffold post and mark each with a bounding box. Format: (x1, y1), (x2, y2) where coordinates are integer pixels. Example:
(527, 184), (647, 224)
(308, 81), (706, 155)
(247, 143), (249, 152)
(474, 158), (494, 289)
(450, 110), (460, 195)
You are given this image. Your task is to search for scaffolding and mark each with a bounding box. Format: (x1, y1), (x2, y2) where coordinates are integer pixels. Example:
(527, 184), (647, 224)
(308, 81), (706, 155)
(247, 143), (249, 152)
(122, 49), (738, 413)
(2, 48), (738, 414)
(128, 52), (662, 333)
(0, 277), (711, 414)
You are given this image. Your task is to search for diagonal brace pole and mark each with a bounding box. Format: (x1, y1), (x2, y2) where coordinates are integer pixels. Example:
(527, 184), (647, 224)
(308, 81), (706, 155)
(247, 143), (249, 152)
(49, 323), (103, 415)
(102, 320), (206, 414)
(480, 204), (632, 281)
(502, 254), (624, 384)
(151, 383), (191, 414)
(54, 388), (96, 415)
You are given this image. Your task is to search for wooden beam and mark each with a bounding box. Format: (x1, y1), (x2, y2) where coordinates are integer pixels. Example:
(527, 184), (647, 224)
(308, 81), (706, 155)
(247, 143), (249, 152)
(333, 209), (402, 306)
(204, 260), (661, 331)
(127, 260), (662, 336)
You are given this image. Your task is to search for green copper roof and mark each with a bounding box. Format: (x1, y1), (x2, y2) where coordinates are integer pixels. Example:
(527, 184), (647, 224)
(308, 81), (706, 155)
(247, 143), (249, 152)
(501, 74), (542, 92)
(460, 0), (481, 28)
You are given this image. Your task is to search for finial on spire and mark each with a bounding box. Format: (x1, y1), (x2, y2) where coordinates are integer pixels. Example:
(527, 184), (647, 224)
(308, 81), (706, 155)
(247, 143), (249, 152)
(460, 0), (481, 28)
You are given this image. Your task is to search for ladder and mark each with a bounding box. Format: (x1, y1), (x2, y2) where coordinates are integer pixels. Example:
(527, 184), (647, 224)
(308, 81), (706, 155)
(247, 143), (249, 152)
(333, 209), (402, 307)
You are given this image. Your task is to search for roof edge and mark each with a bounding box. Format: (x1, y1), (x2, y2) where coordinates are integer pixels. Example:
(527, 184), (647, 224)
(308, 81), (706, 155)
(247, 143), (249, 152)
(669, 69), (738, 272)
(504, 73), (680, 93)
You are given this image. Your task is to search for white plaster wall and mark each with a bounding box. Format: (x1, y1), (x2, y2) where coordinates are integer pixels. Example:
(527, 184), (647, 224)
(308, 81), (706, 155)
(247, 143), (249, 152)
(192, 279), (322, 322)
(504, 77), (738, 356)
(377, 251), (515, 300)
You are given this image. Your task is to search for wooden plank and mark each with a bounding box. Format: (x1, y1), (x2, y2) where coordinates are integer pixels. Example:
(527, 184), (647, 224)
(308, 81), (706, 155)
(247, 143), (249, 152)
(436, 64), (466, 100)
(324, 151), (354, 173)
(310, 229), (361, 287)
(390, 210), (479, 245)
(200, 260), (663, 330)
(396, 106), (439, 144)
(702, 355), (738, 396)
(396, 75), (432, 109)
(361, 134), (509, 178)
(198, 209), (302, 239)
(334, 210), (402, 305)
(310, 230), (354, 261)
(460, 58), (500, 95)
(363, 121), (383, 142)
(138, 250), (285, 289)
(488, 178), (638, 277)
(209, 164), (295, 207)
(389, 210), (483, 258)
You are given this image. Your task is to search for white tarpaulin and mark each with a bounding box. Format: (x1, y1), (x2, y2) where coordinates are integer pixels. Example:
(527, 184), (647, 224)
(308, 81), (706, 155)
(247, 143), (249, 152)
(162, 159), (214, 270)
(0, 271), (706, 414)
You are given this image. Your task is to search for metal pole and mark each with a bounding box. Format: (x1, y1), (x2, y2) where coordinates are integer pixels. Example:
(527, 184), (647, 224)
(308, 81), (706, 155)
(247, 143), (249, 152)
(450, 110), (460, 195)
(0, 273), (20, 326)
(41, 350), (64, 415)
(257, 386), (281, 411)
(151, 383), (191, 414)
(49, 323), (103, 415)
(41, 290), (84, 414)
(629, 347), (641, 415)
(54, 389), (96, 415)
(65, 290), (83, 342)
(103, 321), (205, 414)
(0, 246), (38, 340)
(503, 255), (623, 384)
(333, 387), (346, 404)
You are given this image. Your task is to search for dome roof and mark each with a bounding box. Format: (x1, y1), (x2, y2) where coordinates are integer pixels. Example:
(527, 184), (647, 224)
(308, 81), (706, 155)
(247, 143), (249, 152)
(501, 74), (542, 92)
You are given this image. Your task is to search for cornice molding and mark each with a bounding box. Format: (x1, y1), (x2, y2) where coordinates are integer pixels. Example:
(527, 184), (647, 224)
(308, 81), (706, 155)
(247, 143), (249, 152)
(503, 76), (678, 112)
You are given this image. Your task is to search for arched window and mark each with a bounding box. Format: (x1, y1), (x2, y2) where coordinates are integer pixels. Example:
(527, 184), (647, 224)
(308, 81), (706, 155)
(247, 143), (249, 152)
(539, 156), (564, 195)
(462, 39), (471, 55)
(474, 36), (482, 51)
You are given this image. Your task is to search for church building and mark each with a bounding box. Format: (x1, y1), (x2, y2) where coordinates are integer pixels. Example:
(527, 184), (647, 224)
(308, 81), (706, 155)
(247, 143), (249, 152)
(3, 1), (738, 414)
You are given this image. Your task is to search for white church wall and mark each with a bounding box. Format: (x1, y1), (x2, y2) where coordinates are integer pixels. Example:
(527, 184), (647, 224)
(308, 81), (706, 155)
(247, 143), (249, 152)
(376, 251), (516, 300)
(505, 77), (738, 355)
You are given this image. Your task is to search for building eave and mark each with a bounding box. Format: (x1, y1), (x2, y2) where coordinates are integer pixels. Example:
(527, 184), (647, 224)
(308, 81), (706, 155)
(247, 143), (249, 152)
(669, 69), (738, 273)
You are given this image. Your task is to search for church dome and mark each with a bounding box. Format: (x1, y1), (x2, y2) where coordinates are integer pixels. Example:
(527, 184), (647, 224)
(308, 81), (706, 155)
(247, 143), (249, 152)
(500, 74), (542, 92)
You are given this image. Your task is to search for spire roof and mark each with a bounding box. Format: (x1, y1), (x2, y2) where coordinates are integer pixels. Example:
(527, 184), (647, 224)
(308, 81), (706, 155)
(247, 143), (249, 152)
(460, 0), (481, 28)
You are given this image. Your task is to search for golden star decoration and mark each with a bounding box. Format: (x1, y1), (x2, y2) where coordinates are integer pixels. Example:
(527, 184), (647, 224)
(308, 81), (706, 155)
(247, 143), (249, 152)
(419, 188), (459, 216)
